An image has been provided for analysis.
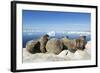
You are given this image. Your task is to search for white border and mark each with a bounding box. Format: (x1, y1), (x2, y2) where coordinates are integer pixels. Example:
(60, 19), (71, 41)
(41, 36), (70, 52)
(16, 3), (96, 70)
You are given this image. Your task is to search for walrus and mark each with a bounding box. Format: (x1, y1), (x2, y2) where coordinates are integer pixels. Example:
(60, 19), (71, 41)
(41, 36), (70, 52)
(26, 34), (49, 54)
(46, 38), (63, 55)
(76, 36), (87, 50)
(39, 34), (49, 53)
(61, 36), (87, 53)
(61, 37), (77, 53)
(26, 40), (41, 54)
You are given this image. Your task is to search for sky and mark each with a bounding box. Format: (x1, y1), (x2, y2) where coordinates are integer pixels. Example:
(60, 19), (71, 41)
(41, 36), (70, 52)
(22, 10), (91, 32)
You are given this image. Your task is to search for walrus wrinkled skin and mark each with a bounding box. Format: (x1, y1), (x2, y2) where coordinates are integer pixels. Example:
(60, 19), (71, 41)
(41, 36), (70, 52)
(61, 37), (77, 53)
(39, 34), (49, 53)
(26, 34), (49, 54)
(26, 40), (41, 54)
(61, 36), (87, 53)
(46, 38), (63, 55)
(76, 36), (87, 50)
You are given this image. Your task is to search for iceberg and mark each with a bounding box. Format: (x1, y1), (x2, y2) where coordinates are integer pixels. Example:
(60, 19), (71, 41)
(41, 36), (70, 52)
(47, 31), (56, 37)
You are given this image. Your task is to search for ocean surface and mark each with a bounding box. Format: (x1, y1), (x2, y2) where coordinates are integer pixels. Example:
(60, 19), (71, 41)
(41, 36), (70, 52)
(22, 32), (91, 48)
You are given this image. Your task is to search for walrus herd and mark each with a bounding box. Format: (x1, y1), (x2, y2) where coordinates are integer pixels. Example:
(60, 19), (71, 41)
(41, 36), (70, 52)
(26, 34), (87, 55)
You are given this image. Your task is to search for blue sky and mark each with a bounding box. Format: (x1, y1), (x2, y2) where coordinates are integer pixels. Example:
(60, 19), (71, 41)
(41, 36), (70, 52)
(22, 10), (91, 32)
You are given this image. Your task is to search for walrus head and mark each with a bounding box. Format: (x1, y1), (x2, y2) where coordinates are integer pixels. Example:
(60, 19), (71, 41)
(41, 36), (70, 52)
(39, 34), (49, 53)
(76, 36), (87, 50)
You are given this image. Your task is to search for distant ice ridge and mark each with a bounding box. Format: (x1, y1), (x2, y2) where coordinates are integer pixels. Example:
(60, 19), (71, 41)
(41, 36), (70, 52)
(63, 31), (91, 35)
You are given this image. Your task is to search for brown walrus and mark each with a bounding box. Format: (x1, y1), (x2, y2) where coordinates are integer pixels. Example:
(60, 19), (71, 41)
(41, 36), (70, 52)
(61, 37), (77, 53)
(26, 34), (49, 53)
(39, 34), (49, 53)
(26, 40), (41, 54)
(76, 36), (87, 50)
(46, 38), (63, 55)
(61, 36), (87, 53)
